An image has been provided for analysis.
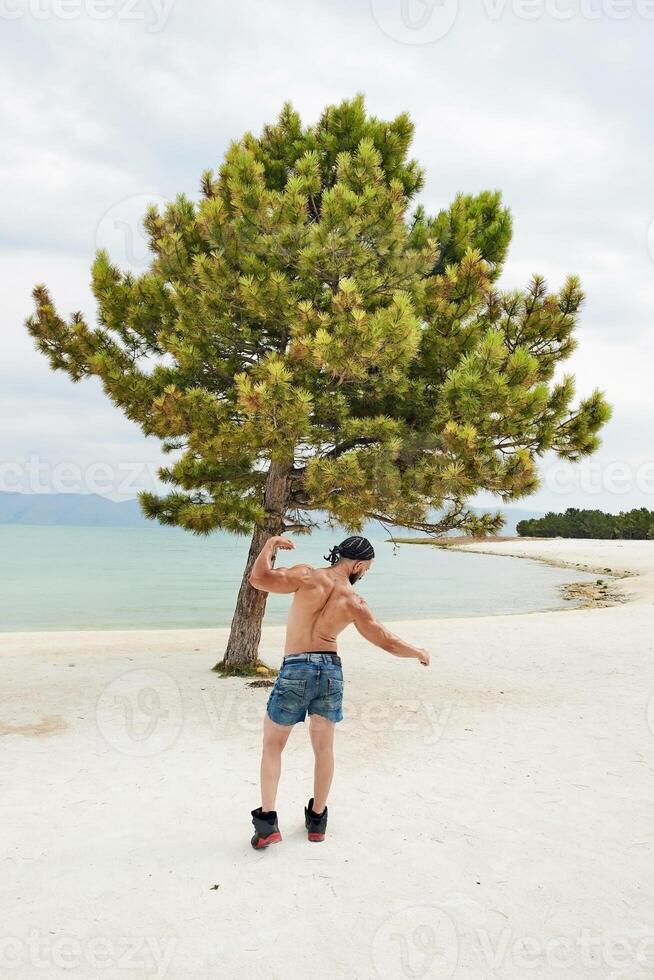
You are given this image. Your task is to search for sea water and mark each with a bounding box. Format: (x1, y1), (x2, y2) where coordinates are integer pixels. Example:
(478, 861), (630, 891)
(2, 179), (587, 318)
(0, 524), (601, 632)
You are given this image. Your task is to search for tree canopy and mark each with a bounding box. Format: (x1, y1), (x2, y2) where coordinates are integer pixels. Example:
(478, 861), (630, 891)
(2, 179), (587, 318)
(27, 95), (612, 541)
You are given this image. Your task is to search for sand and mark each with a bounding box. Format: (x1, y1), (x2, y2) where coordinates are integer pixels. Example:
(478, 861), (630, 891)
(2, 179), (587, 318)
(2, 539), (654, 979)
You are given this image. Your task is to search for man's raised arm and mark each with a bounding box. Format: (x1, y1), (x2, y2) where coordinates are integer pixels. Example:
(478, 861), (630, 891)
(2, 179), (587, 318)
(248, 536), (311, 594)
(352, 597), (430, 666)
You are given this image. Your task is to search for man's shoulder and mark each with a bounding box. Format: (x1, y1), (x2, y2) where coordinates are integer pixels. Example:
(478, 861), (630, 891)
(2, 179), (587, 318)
(301, 564), (337, 579)
(291, 563), (316, 581)
(293, 564), (328, 586)
(349, 592), (369, 615)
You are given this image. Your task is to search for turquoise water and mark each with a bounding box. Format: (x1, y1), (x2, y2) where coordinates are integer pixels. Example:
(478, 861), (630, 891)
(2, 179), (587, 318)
(0, 525), (599, 632)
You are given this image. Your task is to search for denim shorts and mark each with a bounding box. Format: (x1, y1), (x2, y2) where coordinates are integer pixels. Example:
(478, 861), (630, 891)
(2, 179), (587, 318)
(266, 653), (344, 725)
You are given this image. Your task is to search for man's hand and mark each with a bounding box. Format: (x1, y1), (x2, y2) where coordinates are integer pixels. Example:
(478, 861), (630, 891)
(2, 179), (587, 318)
(416, 648), (430, 667)
(267, 535), (295, 552)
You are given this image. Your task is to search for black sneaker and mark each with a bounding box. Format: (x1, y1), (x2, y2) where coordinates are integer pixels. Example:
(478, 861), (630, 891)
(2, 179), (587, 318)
(250, 807), (282, 850)
(304, 797), (328, 842)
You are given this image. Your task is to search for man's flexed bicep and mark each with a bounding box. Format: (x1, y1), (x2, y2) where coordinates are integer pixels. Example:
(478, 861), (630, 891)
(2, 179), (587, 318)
(352, 597), (430, 666)
(248, 535), (311, 594)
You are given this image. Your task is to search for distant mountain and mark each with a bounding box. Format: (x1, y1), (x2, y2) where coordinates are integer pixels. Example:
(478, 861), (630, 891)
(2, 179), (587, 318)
(0, 492), (545, 534)
(0, 492), (150, 528)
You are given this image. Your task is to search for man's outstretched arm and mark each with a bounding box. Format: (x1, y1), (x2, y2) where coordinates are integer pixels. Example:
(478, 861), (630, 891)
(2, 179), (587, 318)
(248, 536), (311, 594)
(352, 597), (430, 666)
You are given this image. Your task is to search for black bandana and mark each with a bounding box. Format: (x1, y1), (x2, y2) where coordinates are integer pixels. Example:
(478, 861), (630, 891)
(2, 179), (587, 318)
(324, 535), (375, 565)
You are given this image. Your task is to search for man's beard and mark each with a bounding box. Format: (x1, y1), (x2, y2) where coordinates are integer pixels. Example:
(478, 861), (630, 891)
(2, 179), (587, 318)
(348, 571), (361, 585)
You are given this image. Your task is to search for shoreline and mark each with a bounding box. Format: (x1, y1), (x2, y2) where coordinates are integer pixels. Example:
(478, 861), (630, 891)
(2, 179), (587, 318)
(388, 535), (652, 611)
(444, 538), (637, 610)
(445, 537), (654, 606)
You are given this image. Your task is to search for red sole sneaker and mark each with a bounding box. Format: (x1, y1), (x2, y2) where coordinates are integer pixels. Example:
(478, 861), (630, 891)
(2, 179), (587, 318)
(307, 832), (325, 842)
(251, 831), (282, 849)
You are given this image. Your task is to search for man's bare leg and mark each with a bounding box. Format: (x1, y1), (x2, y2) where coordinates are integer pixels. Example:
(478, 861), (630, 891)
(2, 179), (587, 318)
(309, 713), (335, 813)
(260, 713), (294, 811)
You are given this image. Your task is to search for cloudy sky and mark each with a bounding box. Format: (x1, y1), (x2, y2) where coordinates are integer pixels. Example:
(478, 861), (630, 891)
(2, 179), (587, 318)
(2, 0), (653, 516)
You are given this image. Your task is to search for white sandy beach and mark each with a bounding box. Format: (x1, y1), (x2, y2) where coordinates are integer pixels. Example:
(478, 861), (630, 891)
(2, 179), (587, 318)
(2, 539), (654, 979)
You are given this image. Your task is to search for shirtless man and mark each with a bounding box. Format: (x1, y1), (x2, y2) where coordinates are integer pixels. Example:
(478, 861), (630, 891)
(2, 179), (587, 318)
(248, 534), (430, 849)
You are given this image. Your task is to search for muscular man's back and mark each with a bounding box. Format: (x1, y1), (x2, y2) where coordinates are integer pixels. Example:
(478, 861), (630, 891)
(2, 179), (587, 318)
(248, 535), (429, 664)
(284, 567), (356, 654)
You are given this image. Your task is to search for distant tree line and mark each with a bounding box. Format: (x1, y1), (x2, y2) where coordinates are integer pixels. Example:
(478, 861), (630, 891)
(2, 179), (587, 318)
(517, 507), (654, 539)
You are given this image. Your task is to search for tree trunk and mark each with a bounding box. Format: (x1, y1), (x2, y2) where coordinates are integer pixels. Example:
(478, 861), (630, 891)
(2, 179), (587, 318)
(215, 460), (290, 672)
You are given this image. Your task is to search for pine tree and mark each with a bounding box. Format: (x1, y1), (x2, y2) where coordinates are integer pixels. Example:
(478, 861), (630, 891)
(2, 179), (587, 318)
(26, 96), (612, 672)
